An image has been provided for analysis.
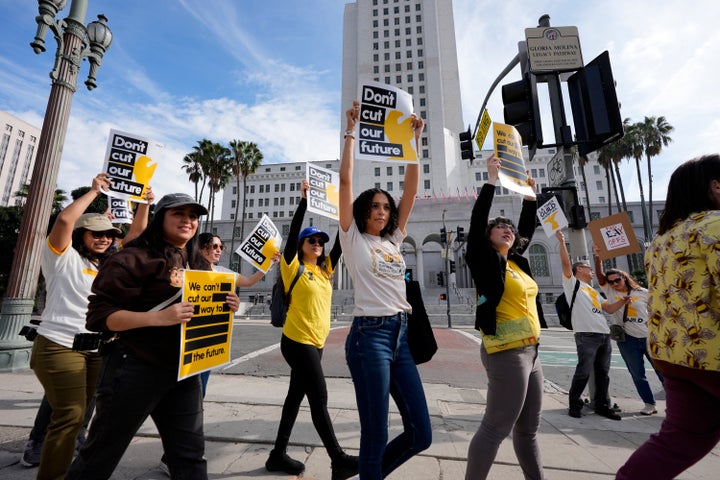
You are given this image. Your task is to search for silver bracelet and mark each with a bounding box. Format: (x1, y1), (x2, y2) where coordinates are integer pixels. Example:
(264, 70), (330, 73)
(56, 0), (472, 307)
(344, 130), (355, 139)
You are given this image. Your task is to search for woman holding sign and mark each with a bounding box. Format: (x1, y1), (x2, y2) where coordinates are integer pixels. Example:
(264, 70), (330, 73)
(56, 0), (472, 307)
(339, 101), (431, 479)
(66, 193), (240, 480)
(29, 173), (151, 479)
(265, 179), (357, 480)
(464, 155), (545, 480)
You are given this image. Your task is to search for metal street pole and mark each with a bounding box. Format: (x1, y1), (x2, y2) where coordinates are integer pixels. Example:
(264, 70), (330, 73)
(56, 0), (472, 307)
(0, 0), (112, 371)
(442, 210), (451, 328)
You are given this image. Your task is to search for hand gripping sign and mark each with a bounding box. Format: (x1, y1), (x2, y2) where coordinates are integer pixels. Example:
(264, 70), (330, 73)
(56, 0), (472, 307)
(355, 81), (419, 164)
(102, 129), (161, 203)
(236, 215), (282, 273)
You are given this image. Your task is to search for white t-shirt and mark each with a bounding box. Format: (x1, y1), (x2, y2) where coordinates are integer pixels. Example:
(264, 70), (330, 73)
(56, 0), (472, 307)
(339, 221), (411, 317)
(600, 284), (649, 338)
(37, 239), (98, 348)
(562, 273), (609, 334)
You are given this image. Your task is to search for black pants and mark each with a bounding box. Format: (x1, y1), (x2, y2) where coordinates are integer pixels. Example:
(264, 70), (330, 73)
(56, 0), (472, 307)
(66, 344), (206, 480)
(274, 334), (343, 459)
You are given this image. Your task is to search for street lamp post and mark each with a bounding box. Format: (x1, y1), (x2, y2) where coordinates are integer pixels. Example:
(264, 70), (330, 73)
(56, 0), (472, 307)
(0, 0), (112, 371)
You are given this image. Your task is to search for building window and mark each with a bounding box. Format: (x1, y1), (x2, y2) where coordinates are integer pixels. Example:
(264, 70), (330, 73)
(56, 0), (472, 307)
(375, 182), (381, 189)
(424, 179), (431, 190)
(529, 245), (550, 277)
(596, 180), (603, 190)
(594, 165), (601, 174)
(599, 196), (605, 203)
(386, 166), (393, 175)
(387, 182), (393, 191)
(398, 165), (405, 175)
(399, 180), (404, 190)
(423, 164), (430, 174)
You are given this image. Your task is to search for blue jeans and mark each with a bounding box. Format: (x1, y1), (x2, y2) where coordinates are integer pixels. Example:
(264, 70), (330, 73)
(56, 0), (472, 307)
(345, 312), (432, 479)
(569, 332), (612, 410)
(616, 334), (664, 405)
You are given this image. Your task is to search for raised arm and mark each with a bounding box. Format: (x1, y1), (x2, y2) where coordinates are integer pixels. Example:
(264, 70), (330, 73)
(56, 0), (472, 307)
(48, 173), (110, 251)
(328, 231), (342, 268)
(397, 113), (424, 232)
(592, 244), (607, 286)
(122, 186), (154, 246)
(556, 229), (572, 278)
(339, 101), (359, 233)
(284, 180), (309, 263)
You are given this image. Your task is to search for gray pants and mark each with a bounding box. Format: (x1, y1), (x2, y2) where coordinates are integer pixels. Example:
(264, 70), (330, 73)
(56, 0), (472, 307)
(465, 344), (545, 480)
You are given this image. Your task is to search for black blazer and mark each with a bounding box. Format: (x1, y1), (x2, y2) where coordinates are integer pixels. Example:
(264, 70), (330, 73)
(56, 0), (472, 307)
(464, 183), (546, 335)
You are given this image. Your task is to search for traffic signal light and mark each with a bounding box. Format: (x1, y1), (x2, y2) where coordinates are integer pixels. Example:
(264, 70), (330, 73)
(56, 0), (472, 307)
(449, 261), (456, 274)
(437, 272), (444, 286)
(568, 51), (624, 156)
(440, 227), (447, 244)
(501, 71), (543, 150)
(459, 127), (474, 161)
(456, 226), (465, 243)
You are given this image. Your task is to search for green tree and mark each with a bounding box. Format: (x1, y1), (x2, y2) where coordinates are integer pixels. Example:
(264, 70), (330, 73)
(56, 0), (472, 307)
(622, 121), (652, 241)
(202, 142), (232, 233)
(181, 150), (203, 202)
(638, 116), (674, 235)
(228, 140), (263, 265)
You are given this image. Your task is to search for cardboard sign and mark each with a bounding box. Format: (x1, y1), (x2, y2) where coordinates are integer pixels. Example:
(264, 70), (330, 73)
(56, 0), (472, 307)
(236, 215), (282, 273)
(493, 123), (535, 198)
(355, 82), (419, 164)
(537, 195), (569, 237)
(109, 197), (133, 224)
(102, 129), (161, 203)
(178, 269), (236, 381)
(306, 163), (339, 220)
(589, 211), (641, 259)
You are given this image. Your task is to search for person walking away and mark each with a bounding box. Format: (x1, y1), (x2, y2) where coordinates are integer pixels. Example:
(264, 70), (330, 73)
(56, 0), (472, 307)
(339, 100), (432, 479)
(617, 154), (720, 479)
(65, 193), (240, 480)
(29, 174), (151, 479)
(265, 179), (358, 480)
(464, 155), (546, 479)
(593, 246), (664, 415)
(556, 230), (620, 421)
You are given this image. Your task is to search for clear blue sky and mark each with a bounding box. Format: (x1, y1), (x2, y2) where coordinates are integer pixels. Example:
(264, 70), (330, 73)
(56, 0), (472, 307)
(1, 0), (717, 208)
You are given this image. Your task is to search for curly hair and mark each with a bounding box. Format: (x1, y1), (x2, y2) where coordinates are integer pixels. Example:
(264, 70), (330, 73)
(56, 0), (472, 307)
(352, 188), (399, 237)
(485, 216), (528, 255)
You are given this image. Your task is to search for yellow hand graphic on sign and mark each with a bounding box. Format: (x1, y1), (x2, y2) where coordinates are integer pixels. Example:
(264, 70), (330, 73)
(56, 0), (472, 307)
(543, 211), (560, 231)
(385, 110), (415, 161)
(133, 155), (158, 200)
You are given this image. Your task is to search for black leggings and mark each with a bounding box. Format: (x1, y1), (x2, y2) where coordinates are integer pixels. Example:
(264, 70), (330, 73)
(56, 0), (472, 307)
(274, 334), (343, 459)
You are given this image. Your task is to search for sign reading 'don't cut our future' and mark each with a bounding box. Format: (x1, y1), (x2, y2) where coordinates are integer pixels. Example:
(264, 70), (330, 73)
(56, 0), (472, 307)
(102, 129), (162, 203)
(178, 269), (236, 381)
(306, 163), (339, 221)
(355, 82), (418, 164)
(236, 215), (282, 274)
(108, 197), (133, 224)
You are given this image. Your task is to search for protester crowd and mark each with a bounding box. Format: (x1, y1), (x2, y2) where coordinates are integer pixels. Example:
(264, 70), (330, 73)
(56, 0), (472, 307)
(18, 105), (719, 479)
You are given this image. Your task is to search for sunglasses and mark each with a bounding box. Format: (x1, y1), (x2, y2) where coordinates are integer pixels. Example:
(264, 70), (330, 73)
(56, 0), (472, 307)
(608, 277), (624, 284)
(90, 231), (116, 240)
(493, 222), (516, 233)
(306, 237), (326, 246)
(208, 243), (224, 251)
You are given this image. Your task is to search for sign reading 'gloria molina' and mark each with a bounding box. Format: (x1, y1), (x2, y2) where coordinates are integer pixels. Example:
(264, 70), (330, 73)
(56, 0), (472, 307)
(525, 26), (583, 73)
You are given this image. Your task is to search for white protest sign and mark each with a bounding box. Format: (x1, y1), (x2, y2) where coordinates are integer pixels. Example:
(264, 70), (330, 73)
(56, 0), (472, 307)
(537, 195), (568, 237)
(102, 129), (162, 203)
(306, 163), (339, 220)
(235, 215), (282, 273)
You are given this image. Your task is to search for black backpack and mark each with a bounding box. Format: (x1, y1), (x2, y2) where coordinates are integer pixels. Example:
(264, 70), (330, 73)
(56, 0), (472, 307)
(555, 280), (580, 330)
(269, 264), (304, 327)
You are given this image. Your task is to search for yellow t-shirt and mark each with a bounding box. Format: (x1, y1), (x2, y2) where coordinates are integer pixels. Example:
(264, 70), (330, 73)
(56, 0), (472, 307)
(646, 211), (720, 371)
(482, 260), (541, 354)
(281, 256), (334, 349)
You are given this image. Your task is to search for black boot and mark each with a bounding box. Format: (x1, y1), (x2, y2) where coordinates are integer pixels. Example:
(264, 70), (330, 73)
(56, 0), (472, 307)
(265, 449), (305, 475)
(331, 452), (359, 480)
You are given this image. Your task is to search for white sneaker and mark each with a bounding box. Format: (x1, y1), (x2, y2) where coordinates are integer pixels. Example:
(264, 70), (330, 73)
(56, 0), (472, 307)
(640, 403), (657, 415)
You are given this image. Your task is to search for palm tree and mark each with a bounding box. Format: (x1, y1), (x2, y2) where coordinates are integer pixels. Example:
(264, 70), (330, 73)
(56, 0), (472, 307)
(597, 132), (629, 214)
(181, 151), (203, 202)
(638, 116), (674, 234)
(622, 121), (652, 241)
(228, 140), (263, 265)
(203, 142), (232, 233)
(576, 151), (593, 218)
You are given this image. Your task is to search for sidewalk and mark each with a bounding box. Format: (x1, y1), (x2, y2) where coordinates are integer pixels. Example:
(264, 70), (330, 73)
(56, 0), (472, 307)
(1, 362), (718, 479)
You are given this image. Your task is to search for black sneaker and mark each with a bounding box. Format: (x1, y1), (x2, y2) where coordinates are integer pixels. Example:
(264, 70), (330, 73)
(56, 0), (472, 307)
(21, 439), (42, 467)
(595, 407), (622, 420)
(265, 450), (305, 475)
(569, 408), (582, 418)
(332, 453), (359, 480)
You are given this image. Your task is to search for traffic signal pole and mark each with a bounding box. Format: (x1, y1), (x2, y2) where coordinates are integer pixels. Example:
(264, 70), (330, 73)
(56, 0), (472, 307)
(442, 210), (452, 328)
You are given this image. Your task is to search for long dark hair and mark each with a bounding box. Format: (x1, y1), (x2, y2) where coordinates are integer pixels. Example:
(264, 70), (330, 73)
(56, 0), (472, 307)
(71, 228), (114, 266)
(297, 237), (329, 272)
(352, 188), (399, 237)
(198, 232), (220, 249)
(605, 268), (643, 292)
(486, 216), (528, 255)
(658, 154), (720, 235)
(125, 208), (208, 270)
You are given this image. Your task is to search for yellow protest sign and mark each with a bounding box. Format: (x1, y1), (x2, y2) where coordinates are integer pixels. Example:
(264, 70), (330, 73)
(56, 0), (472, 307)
(307, 163), (339, 220)
(493, 122), (535, 199)
(102, 129), (161, 203)
(178, 269), (236, 381)
(475, 109), (492, 150)
(236, 215), (282, 273)
(356, 82), (418, 164)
